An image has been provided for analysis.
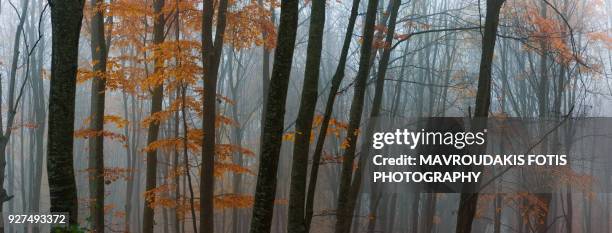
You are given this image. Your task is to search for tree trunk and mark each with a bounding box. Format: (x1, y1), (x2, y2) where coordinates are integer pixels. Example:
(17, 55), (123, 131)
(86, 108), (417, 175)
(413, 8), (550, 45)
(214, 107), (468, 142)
(88, 0), (108, 230)
(287, 0), (325, 232)
(47, 0), (85, 228)
(122, 92), (134, 233)
(30, 33), (46, 233)
(333, 0), (380, 231)
(201, 0), (229, 231)
(143, 0), (166, 231)
(229, 51), (244, 233)
(304, 0), (360, 230)
(340, 0), (401, 230)
(248, 0), (299, 232)
(455, 1), (504, 233)
(258, 0), (271, 141)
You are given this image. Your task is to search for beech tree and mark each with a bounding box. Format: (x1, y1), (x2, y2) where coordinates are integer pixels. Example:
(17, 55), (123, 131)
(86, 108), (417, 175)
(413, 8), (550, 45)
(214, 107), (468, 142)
(142, 0), (166, 231)
(304, 0), (360, 229)
(249, 0), (299, 232)
(47, 0), (85, 228)
(334, 0), (380, 231)
(201, 0), (229, 231)
(287, 0), (325, 232)
(456, 1), (504, 233)
(87, 0), (109, 230)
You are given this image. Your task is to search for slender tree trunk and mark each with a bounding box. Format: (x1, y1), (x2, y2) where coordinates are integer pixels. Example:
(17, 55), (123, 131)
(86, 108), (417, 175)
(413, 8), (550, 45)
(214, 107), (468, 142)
(30, 34), (46, 233)
(342, 0), (401, 230)
(538, 3), (549, 118)
(249, 0), (299, 232)
(122, 91), (134, 233)
(181, 86), (198, 233)
(173, 5), (182, 232)
(8, 124), (15, 233)
(258, 0), (271, 141)
(227, 48), (245, 233)
(287, 0), (325, 232)
(334, 0), (380, 231)
(304, 0), (360, 229)
(88, 0), (108, 230)
(201, 0), (229, 231)
(493, 198), (501, 233)
(535, 4), (553, 233)
(455, 1), (504, 233)
(143, 0), (166, 231)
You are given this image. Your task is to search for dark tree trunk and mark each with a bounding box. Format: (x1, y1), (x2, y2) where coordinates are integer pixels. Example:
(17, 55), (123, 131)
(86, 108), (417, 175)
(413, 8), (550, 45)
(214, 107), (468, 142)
(333, 0), (380, 231)
(143, 0), (166, 231)
(535, 4), (553, 233)
(172, 9), (182, 233)
(287, 0), (325, 232)
(88, 0), (108, 230)
(258, 0), (271, 142)
(304, 0), (360, 230)
(536, 193), (552, 233)
(339, 0), (401, 231)
(201, 0), (229, 231)
(455, 1), (504, 233)
(248, 0), (299, 232)
(47, 0), (85, 228)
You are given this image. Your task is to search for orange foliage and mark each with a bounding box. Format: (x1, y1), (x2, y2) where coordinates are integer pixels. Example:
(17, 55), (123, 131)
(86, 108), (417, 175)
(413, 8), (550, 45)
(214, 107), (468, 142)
(144, 183), (177, 208)
(82, 0), (267, 217)
(214, 194), (254, 209)
(10, 122), (38, 131)
(74, 129), (128, 143)
(214, 162), (254, 177)
(225, 2), (277, 50)
(216, 144), (256, 159)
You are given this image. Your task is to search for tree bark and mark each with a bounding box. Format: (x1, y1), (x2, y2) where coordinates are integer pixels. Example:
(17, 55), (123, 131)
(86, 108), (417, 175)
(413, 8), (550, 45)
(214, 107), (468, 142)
(304, 0), (360, 230)
(287, 0), (325, 232)
(201, 0), (229, 231)
(228, 50), (244, 233)
(258, 0), (271, 141)
(455, 1), (504, 233)
(339, 0), (401, 231)
(122, 91), (134, 233)
(248, 0), (299, 232)
(88, 0), (108, 230)
(47, 0), (85, 228)
(30, 32), (46, 233)
(334, 0), (380, 231)
(143, 0), (166, 231)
